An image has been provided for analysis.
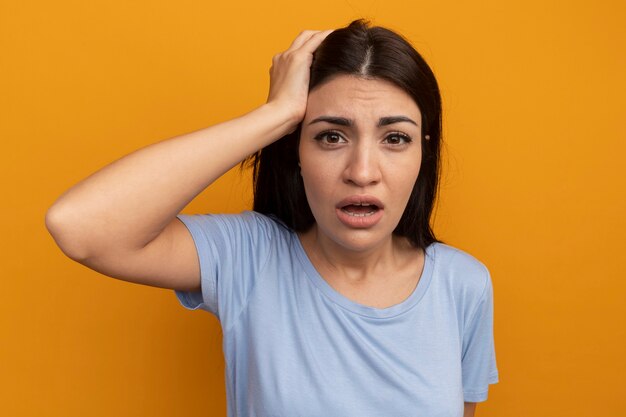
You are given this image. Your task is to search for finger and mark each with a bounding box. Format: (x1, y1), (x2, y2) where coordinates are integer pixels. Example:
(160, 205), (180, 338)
(297, 29), (334, 53)
(286, 30), (322, 52)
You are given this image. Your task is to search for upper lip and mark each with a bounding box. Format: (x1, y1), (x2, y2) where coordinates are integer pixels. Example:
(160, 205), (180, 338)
(336, 195), (385, 209)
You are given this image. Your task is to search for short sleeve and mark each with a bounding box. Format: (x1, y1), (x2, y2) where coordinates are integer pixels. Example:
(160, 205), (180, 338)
(461, 268), (499, 402)
(173, 211), (275, 331)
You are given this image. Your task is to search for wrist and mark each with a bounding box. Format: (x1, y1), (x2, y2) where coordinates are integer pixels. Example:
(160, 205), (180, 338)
(261, 102), (304, 135)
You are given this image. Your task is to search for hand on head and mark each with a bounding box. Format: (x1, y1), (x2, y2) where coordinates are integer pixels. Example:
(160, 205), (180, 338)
(266, 29), (334, 132)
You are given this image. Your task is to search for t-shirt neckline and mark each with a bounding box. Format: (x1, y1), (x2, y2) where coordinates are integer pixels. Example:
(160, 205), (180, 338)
(292, 234), (437, 319)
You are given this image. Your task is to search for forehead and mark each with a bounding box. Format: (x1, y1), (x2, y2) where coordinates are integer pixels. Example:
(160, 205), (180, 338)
(304, 75), (421, 123)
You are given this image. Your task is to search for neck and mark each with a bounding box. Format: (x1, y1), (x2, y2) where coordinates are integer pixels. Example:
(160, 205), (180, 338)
(298, 224), (416, 285)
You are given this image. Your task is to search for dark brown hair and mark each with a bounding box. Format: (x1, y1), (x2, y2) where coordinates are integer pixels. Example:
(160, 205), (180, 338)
(244, 18), (443, 250)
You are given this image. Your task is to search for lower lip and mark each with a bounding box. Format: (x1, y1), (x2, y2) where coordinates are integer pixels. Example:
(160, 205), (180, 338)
(335, 207), (384, 228)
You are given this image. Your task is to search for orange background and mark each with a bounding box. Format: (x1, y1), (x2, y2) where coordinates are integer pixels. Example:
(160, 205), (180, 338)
(2, 0), (625, 416)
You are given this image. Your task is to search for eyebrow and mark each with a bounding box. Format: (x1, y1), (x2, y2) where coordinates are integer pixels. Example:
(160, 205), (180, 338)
(307, 115), (419, 127)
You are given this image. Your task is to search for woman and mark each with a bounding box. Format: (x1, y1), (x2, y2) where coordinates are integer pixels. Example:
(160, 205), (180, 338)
(46, 19), (498, 417)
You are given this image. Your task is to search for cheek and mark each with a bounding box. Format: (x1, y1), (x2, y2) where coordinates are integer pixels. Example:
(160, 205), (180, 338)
(300, 167), (331, 203)
(389, 154), (422, 196)
(299, 143), (337, 204)
(300, 166), (341, 221)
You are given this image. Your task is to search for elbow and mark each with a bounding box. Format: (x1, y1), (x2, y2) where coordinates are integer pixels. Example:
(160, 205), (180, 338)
(45, 205), (92, 262)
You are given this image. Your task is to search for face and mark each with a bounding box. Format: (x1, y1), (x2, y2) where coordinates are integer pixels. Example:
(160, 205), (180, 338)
(299, 74), (423, 253)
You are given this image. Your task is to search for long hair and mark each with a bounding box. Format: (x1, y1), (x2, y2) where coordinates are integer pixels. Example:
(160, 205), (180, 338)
(243, 19), (443, 250)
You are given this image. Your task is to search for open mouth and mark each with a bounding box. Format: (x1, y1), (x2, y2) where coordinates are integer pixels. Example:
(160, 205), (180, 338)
(336, 196), (384, 228)
(340, 203), (380, 217)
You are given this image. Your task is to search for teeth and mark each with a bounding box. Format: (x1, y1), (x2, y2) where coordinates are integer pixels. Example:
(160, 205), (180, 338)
(342, 208), (377, 217)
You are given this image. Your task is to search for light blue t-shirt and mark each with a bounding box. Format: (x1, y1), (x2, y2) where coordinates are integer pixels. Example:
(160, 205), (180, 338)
(174, 211), (499, 417)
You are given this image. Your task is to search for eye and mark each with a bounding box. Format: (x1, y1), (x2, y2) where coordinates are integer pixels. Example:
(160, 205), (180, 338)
(314, 130), (347, 145)
(383, 132), (413, 145)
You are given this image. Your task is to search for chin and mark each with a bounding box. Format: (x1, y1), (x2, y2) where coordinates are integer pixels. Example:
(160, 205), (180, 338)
(324, 225), (393, 253)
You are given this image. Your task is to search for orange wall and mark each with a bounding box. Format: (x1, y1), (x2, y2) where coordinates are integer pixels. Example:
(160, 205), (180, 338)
(2, 0), (625, 416)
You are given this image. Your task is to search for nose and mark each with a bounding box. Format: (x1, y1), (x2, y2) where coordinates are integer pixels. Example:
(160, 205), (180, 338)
(342, 142), (381, 187)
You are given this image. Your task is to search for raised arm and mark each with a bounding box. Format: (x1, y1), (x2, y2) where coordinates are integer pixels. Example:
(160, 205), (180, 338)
(45, 29), (333, 292)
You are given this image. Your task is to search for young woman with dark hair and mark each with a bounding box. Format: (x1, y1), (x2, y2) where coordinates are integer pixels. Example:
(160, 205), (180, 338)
(46, 19), (498, 417)
(248, 19), (442, 252)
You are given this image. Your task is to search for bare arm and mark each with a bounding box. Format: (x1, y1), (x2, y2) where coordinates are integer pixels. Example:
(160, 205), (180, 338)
(45, 30), (333, 291)
(464, 402), (476, 417)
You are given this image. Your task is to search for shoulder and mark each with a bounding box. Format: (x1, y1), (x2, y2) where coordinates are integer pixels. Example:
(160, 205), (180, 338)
(432, 242), (489, 276)
(237, 210), (294, 240)
(430, 242), (492, 299)
(429, 243), (495, 332)
(191, 210), (291, 238)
